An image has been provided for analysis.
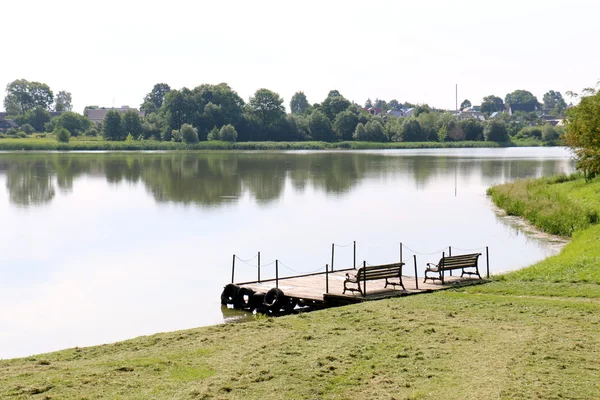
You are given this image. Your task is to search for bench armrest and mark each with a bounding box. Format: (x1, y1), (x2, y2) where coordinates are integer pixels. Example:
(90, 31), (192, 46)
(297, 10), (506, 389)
(426, 263), (438, 267)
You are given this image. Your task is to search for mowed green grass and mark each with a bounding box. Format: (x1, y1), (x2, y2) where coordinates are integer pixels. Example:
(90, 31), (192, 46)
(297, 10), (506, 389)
(1, 176), (600, 399)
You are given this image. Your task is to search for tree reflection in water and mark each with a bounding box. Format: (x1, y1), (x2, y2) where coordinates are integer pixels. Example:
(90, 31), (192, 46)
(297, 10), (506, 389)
(0, 152), (572, 208)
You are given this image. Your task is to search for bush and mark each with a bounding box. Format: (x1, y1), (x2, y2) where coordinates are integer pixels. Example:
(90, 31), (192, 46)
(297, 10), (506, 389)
(542, 124), (560, 142)
(6, 127), (18, 136)
(171, 129), (183, 142)
(484, 120), (509, 142)
(54, 127), (70, 143)
(516, 126), (543, 140)
(20, 123), (35, 134)
(85, 127), (99, 137)
(16, 131), (27, 138)
(181, 123), (199, 144)
(207, 126), (220, 141)
(219, 124), (238, 142)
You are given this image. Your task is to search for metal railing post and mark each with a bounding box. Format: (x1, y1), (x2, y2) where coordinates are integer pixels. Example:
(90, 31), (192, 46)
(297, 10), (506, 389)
(258, 251), (261, 283)
(486, 246), (490, 279)
(231, 254), (235, 284)
(325, 264), (329, 294)
(414, 255), (418, 290)
(276, 260), (279, 288)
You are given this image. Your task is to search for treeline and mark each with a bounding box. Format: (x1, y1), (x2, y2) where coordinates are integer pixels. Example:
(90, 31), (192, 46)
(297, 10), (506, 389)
(2, 79), (564, 144)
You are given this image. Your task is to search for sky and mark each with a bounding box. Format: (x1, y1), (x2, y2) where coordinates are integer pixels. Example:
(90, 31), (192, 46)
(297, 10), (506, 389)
(2, 0), (599, 113)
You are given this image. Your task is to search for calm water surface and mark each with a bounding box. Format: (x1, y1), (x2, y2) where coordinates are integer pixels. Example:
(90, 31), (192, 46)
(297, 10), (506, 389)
(0, 148), (574, 358)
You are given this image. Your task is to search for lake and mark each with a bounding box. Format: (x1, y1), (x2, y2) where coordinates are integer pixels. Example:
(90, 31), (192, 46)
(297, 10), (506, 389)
(0, 148), (574, 359)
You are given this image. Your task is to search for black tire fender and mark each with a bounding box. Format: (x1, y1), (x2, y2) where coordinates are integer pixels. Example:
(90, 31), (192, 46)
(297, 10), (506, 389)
(220, 284), (240, 305)
(233, 287), (255, 309)
(263, 288), (285, 312)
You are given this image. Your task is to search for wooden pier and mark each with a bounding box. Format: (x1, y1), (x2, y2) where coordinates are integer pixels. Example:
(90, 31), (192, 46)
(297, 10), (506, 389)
(221, 243), (490, 314)
(232, 268), (485, 309)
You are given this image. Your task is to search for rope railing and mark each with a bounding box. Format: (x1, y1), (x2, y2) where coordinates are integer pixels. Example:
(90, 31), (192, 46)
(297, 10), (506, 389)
(278, 261), (326, 275)
(333, 242), (354, 248)
(234, 254), (258, 263)
(449, 246), (487, 252)
(401, 244), (448, 256)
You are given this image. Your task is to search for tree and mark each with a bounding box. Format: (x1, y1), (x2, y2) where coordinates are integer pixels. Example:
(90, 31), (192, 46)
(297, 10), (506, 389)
(290, 91), (310, 115)
(459, 119), (484, 141)
(401, 119), (424, 142)
(219, 124), (238, 142)
(484, 120), (509, 142)
(505, 90), (540, 111)
(141, 83), (171, 114)
(308, 110), (336, 141)
(333, 110), (359, 141)
(24, 106), (51, 132)
(54, 126), (70, 143)
(181, 123), (199, 144)
(374, 98), (387, 110)
(53, 111), (92, 136)
(248, 88), (285, 129)
(365, 120), (386, 142)
(364, 98), (373, 108)
(481, 95), (504, 114)
(162, 89), (194, 131)
(437, 124), (448, 142)
(4, 79), (54, 114)
(388, 99), (402, 111)
(564, 91), (600, 176)
(543, 90), (567, 116)
(321, 91), (351, 121)
(103, 110), (124, 141)
(460, 99), (471, 110)
(20, 124), (34, 134)
(414, 104), (432, 117)
(54, 91), (72, 112)
(542, 125), (560, 142)
(122, 110), (143, 138)
(353, 123), (367, 141)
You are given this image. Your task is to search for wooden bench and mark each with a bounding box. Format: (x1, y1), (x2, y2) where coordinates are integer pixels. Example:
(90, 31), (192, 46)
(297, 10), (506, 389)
(343, 262), (405, 296)
(424, 253), (481, 284)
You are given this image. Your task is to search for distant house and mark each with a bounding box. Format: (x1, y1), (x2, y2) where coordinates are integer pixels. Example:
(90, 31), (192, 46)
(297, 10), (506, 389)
(365, 107), (383, 116)
(455, 108), (486, 121)
(87, 106), (145, 124)
(0, 113), (19, 132)
(386, 107), (416, 118)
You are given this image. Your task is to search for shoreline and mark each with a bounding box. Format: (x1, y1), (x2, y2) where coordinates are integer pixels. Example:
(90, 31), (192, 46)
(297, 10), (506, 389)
(0, 138), (551, 151)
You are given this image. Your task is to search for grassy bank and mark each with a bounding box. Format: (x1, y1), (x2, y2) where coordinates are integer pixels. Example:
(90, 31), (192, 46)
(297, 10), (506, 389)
(0, 136), (546, 151)
(2, 176), (599, 399)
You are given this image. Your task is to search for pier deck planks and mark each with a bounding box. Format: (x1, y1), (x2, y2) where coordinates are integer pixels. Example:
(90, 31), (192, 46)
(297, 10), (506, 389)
(235, 269), (483, 305)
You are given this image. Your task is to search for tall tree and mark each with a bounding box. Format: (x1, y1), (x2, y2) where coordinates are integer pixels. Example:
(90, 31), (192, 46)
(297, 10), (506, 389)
(564, 91), (600, 176)
(4, 79), (54, 114)
(333, 110), (359, 141)
(102, 110), (124, 141)
(141, 83), (171, 114)
(122, 110), (143, 138)
(290, 91), (310, 115)
(364, 98), (373, 108)
(505, 90), (540, 110)
(460, 99), (471, 109)
(481, 95), (504, 114)
(24, 106), (51, 132)
(308, 110), (336, 141)
(247, 88), (285, 128)
(388, 99), (402, 111)
(321, 91), (351, 121)
(161, 88), (195, 131)
(54, 91), (73, 112)
(543, 90), (567, 116)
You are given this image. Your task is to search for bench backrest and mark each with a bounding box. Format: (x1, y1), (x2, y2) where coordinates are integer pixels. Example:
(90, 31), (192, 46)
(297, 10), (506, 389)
(439, 253), (481, 270)
(356, 263), (404, 281)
